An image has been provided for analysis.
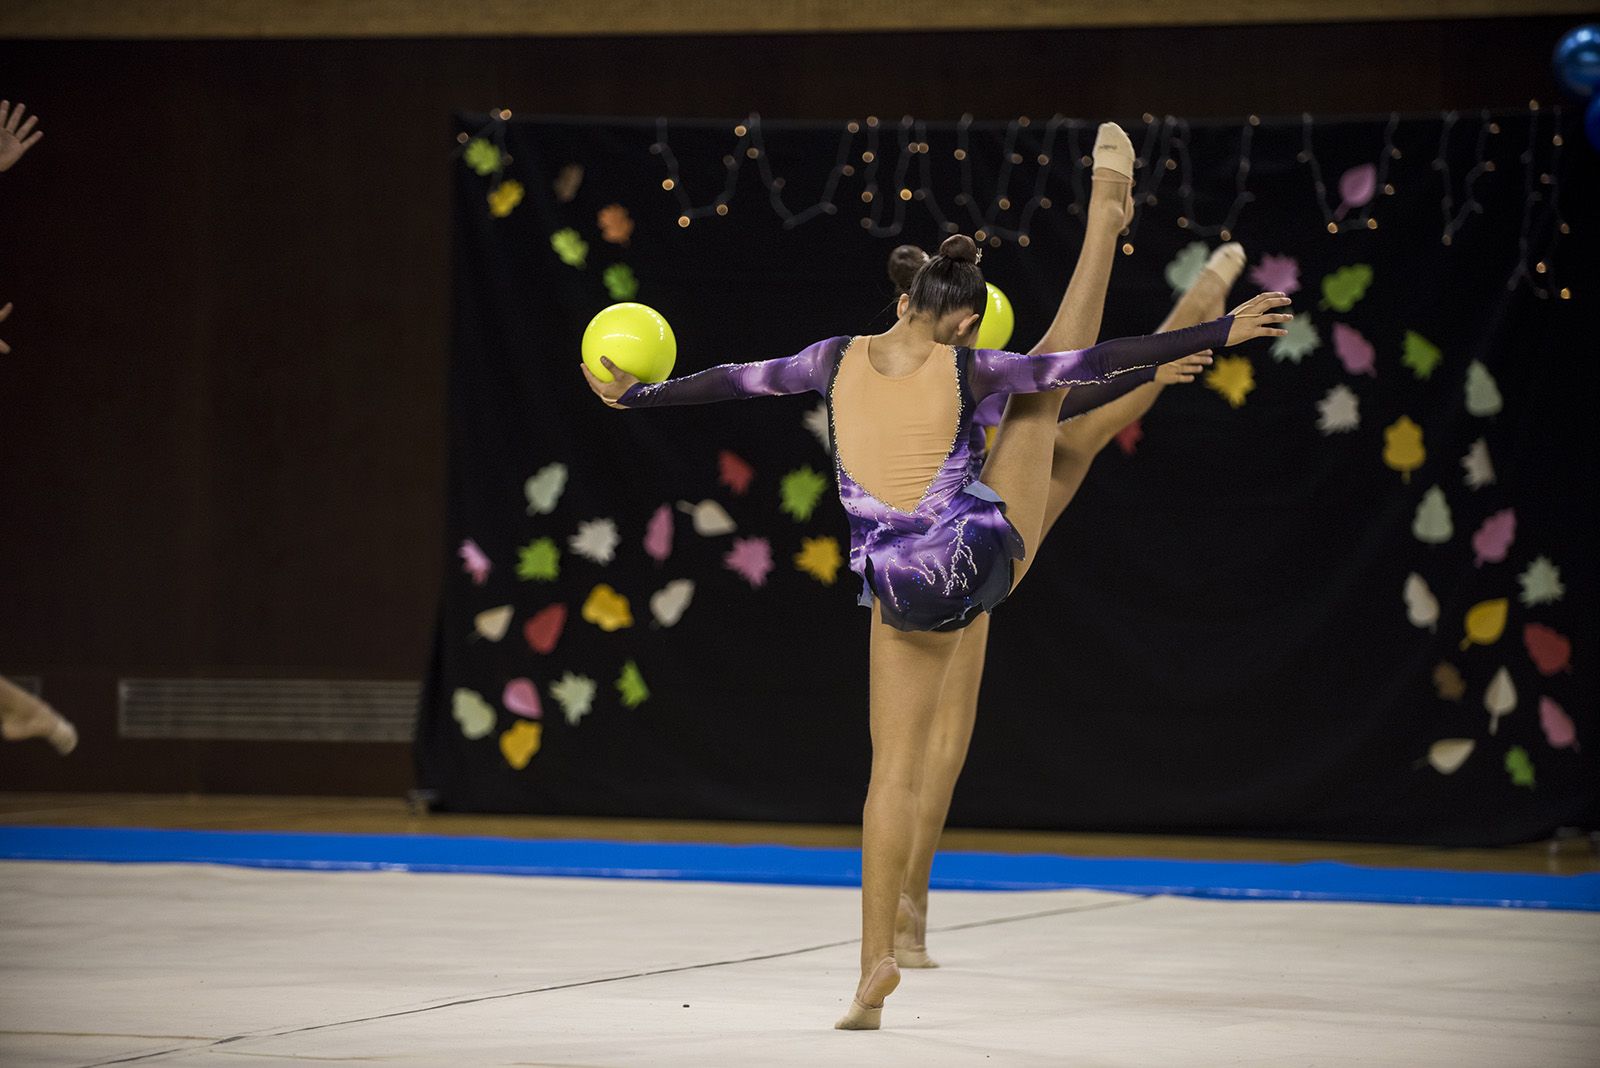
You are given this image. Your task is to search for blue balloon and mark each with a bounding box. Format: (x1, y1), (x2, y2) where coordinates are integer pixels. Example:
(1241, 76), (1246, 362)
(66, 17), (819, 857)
(1588, 95), (1600, 153)
(1553, 24), (1600, 98)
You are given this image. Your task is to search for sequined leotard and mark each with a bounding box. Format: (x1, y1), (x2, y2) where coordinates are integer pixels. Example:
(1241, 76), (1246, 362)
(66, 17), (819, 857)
(621, 316), (1233, 631)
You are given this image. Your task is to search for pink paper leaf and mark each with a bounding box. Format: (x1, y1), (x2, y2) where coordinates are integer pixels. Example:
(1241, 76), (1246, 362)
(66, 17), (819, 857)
(1334, 163), (1377, 221)
(644, 503), (674, 564)
(1471, 508), (1516, 568)
(1331, 322), (1376, 377)
(1249, 253), (1301, 295)
(1539, 696), (1578, 751)
(502, 678), (543, 719)
(458, 539), (491, 585)
(723, 536), (774, 588)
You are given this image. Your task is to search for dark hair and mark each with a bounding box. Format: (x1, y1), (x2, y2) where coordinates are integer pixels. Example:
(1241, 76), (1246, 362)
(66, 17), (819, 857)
(887, 244), (930, 295)
(904, 234), (985, 322)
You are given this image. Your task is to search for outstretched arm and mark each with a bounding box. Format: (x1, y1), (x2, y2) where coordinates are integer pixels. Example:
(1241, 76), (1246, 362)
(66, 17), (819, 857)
(973, 293), (1290, 399)
(583, 338), (836, 409)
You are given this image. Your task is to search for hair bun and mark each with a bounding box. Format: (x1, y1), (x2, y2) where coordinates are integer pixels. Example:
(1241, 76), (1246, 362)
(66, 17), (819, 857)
(937, 234), (980, 263)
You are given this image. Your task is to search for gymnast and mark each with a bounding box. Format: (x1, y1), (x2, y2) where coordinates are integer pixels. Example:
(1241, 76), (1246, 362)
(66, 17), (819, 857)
(882, 237), (1249, 968)
(582, 124), (1291, 1030)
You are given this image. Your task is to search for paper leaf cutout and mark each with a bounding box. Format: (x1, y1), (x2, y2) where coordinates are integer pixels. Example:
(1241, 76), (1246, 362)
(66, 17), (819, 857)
(459, 539), (491, 585)
(724, 537), (774, 587)
(1249, 253), (1301, 295)
(1205, 355), (1255, 408)
(644, 504), (674, 563)
(1461, 439), (1495, 490)
(1401, 331), (1442, 381)
(1331, 323), (1376, 377)
(803, 402), (832, 452)
(473, 605), (514, 642)
(581, 584), (633, 631)
(1412, 485), (1452, 544)
(597, 204), (634, 245)
(1505, 745), (1536, 789)
(1465, 360), (1503, 417)
(1484, 666), (1517, 734)
(1471, 508), (1516, 568)
(1316, 384), (1360, 434)
(1427, 738), (1475, 775)
(502, 678), (542, 719)
(553, 163), (584, 203)
(677, 499), (737, 537)
(794, 536), (844, 585)
(525, 463), (568, 515)
(1539, 696), (1578, 751)
(1518, 557), (1564, 607)
(1271, 312), (1319, 363)
(500, 721), (542, 770)
(718, 450), (756, 495)
(551, 228), (589, 268)
(1334, 164), (1377, 220)
(1385, 417), (1426, 484)
(1460, 598), (1508, 651)
(1433, 661), (1466, 702)
(523, 603), (567, 654)
(463, 137), (501, 176)
(602, 263), (639, 301)
(549, 672), (597, 726)
(1320, 264), (1373, 312)
(1403, 572), (1439, 631)
(779, 467), (829, 522)
(1164, 242), (1210, 294)
(452, 688), (495, 739)
(517, 537), (561, 581)
(1523, 623), (1572, 676)
(1115, 419), (1143, 455)
(569, 518), (620, 565)
(615, 660), (650, 708)
(488, 180), (524, 218)
(650, 578), (695, 627)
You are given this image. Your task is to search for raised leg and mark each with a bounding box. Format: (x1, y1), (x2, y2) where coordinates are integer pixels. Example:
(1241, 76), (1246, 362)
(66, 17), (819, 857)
(0, 674), (76, 754)
(894, 244), (1245, 963)
(837, 602), (962, 1029)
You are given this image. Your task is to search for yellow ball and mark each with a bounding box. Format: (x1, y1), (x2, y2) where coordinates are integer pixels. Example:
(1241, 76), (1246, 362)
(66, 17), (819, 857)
(582, 302), (677, 383)
(976, 283), (1015, 350)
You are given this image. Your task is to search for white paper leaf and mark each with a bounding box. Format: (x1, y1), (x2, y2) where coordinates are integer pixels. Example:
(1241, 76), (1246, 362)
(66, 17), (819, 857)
(1460, 438), (1495, 490)
(1465, 360), (1503, 417)
(473, 605), (514, 641)
(1484, 666), (1517, 734)
(1412, 486), (1453, 545)
(568, 518), (620, 564)
(549, 672), (597, 727)
(1518, 556), (1565, 607)
(803, 402), (832, 453)
(525, 463), (569, 515)
(677, 499), (737, 536)
(1403, 572), (1439, 631)
(650, 578), (695, 627)
(1427, 738), (1475, 775)
(1316, 384), (1360, 434)
(452, 688), (495, 739)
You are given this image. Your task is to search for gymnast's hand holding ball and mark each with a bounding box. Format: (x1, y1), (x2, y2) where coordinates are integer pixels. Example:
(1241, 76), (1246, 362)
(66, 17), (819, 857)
(580, 301), (676, 408)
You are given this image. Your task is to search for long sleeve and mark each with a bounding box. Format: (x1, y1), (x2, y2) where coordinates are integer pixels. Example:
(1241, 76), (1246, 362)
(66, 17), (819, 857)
(619, 338), (838, 408)
(968, 316), (1233, 402)
(970, 370), (1158, 431)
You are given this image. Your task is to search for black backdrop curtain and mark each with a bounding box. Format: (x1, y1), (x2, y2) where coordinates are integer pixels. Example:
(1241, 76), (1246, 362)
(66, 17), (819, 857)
(417, 109), (1596, 845)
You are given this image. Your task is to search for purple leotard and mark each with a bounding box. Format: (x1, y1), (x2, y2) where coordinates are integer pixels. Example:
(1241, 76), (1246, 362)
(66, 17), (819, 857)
(621, 317), (1233, 631)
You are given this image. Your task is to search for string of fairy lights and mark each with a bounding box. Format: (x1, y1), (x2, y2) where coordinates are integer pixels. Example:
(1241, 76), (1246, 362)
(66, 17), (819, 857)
(458, 105), (1576, 300)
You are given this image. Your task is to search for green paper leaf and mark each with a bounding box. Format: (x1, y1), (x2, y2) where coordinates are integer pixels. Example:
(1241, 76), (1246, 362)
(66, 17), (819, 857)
(603, 262), (639, 301)
(779, 466), (828, 522)
(1505, 745), (1536, 789)
(1320, 264), (1373, 312)
(463, 137), (501, 177)
(1402, 330), (1442, 381)
(615, 660), (650, 708)
(551, 228), (589, 269)
(517, 537), (561, 581)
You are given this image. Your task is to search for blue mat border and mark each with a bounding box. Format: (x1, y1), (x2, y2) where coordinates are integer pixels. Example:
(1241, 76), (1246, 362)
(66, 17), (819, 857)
(2, 826), (1596, 912)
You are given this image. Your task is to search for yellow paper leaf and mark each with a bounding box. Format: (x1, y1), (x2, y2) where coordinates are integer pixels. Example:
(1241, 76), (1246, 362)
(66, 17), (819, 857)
(499, 721), (542, 770)
(581, 584), (634, 632)
(1205, 355), (1255, 408)
(1459, 598), (1508, 651)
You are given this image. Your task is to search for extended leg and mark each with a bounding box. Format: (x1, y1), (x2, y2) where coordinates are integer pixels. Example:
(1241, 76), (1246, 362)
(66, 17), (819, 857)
(837, 603), (962, 1029)
(0, 674), (76, 754)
